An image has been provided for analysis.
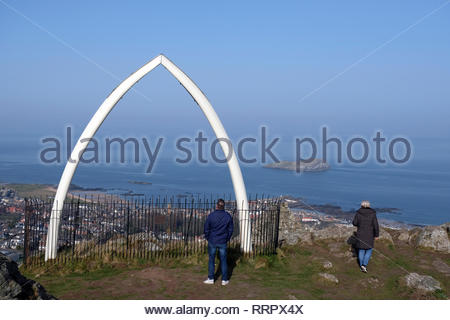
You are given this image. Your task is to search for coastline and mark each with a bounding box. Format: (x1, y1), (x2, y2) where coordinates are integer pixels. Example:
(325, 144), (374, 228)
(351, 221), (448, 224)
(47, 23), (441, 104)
(1, 155), (449, 226)
(1, 183), (122, 203)
(0, 182), (437, 228)
(282, 195), (424, 229)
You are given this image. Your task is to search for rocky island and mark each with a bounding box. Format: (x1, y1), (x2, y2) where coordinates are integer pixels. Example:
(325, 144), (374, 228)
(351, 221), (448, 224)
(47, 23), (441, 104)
(264, 159), (330, 172)
(128, 180), (152, 185)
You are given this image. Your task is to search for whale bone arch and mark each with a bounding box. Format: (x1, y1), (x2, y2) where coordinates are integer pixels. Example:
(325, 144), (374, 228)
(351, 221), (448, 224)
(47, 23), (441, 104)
(45, 54), (250, 261)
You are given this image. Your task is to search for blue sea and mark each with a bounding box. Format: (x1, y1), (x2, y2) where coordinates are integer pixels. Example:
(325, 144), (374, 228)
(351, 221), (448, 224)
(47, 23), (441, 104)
(0, 137), (449, 226)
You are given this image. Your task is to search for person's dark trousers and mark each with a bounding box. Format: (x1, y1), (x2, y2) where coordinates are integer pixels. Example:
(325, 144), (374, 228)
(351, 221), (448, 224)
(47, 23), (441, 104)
(208, 242), (228, 281)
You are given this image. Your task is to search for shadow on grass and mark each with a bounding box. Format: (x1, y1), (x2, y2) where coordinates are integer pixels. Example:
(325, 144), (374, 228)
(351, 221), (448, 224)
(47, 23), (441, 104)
(212, 246), (242, 281)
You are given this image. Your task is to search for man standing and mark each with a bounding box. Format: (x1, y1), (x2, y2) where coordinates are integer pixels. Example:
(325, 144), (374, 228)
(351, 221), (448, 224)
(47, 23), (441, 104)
(203, 199), (234, 285)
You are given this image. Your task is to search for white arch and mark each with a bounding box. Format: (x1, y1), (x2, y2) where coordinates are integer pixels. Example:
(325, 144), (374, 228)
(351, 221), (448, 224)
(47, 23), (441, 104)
(45, 54), (250, 261)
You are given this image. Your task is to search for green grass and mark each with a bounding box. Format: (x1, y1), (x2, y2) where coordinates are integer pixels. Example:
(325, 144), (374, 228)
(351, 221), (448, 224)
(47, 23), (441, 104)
(21, 263), (129, 297)
(5, 183), (97, 203)
(20, 240), (449, 300)
(231, 246), (324, 299)
(385, 254), (412, 271)
(6, 183), (54, 199)
(433, 289), (448, 300)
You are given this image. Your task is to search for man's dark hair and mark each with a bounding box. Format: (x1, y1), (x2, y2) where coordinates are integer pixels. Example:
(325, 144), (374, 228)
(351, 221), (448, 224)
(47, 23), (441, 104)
(217, 198), (225, 210)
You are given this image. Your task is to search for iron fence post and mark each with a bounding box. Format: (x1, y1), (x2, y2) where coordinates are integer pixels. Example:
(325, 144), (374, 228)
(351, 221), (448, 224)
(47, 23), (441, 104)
(23, 199), (30, 266)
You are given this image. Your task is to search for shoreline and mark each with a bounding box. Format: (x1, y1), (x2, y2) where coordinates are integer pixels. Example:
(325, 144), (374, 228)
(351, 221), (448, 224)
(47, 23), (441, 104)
(282, 195), (425, 229)
(0, 182), (440, 227)
(1, 183), (123, 203)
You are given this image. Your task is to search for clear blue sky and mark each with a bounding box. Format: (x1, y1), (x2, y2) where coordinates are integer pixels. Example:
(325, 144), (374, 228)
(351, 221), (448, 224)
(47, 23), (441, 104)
(1, 0), (450, 144)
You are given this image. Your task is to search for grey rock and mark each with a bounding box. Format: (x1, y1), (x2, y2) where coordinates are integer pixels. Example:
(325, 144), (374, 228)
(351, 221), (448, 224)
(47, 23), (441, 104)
(0, 253), (55, 300)
(343, 250), (354, 261)
(344, 249), (353, 257)
(278, 204), (313, 245)
(378, 228), (394, 244)
(318, 272), (339, 284)
(311, 224), (354, 241)
(432, 259), (450, 276)
(327, 244), (353, 259)
(327, 242), (343, 253)
(415, 226), (450, 253)
(360, 277), (381, 288)
(278, 205), (449, 255)
(408, 228), (422, 243)
(403, 273), (441, 292)
(281, 227), (313, 245)
(322, 260), (333, 269)
(440, 222), (450, 234)
(397, 231), (410, 242)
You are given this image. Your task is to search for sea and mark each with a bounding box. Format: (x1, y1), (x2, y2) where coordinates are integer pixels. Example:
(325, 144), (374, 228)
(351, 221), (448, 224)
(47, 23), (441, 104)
(0, 136), (449, 226)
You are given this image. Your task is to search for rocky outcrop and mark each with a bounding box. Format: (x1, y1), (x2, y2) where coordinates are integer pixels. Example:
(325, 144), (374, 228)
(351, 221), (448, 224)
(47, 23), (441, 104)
(311, 224), (354, 241)
(279, 204), (355, 245)
(318, 272), (339, 284)
(403, 273), (441, 292)
(278, 204), (394, 246)
(264, 159), (330, 172)
(359, 277), (381, 289)
(414, 226), (450, 253)
(396, 224), (450, 252)
(278, 203), (313, 245)
(432, 259), (450, 276)
(279, 204), (450, 254)
(441, 222), (450, 233)
(378, 228), (394, 244)
(0, 253), (55, 300)
(397, 231), (410, 242)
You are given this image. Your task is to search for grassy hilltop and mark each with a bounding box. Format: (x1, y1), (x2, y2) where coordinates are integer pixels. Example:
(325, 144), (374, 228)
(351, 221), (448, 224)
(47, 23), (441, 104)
(21, 235), (449, 300)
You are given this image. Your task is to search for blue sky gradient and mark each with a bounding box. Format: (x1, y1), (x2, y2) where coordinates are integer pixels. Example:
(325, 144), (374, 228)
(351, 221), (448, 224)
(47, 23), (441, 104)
(1, 0), (450, 144)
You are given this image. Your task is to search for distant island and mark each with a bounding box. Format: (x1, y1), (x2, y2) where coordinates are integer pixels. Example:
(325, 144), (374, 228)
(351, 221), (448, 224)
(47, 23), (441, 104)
(121, 191), (145, 196)
(264, 159), (330, 172)
(128, 180), (152, 185)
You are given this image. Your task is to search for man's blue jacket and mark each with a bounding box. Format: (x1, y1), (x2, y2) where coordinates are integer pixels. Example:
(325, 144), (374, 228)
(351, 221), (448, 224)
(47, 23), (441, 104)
(204, 209), (234, 245)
